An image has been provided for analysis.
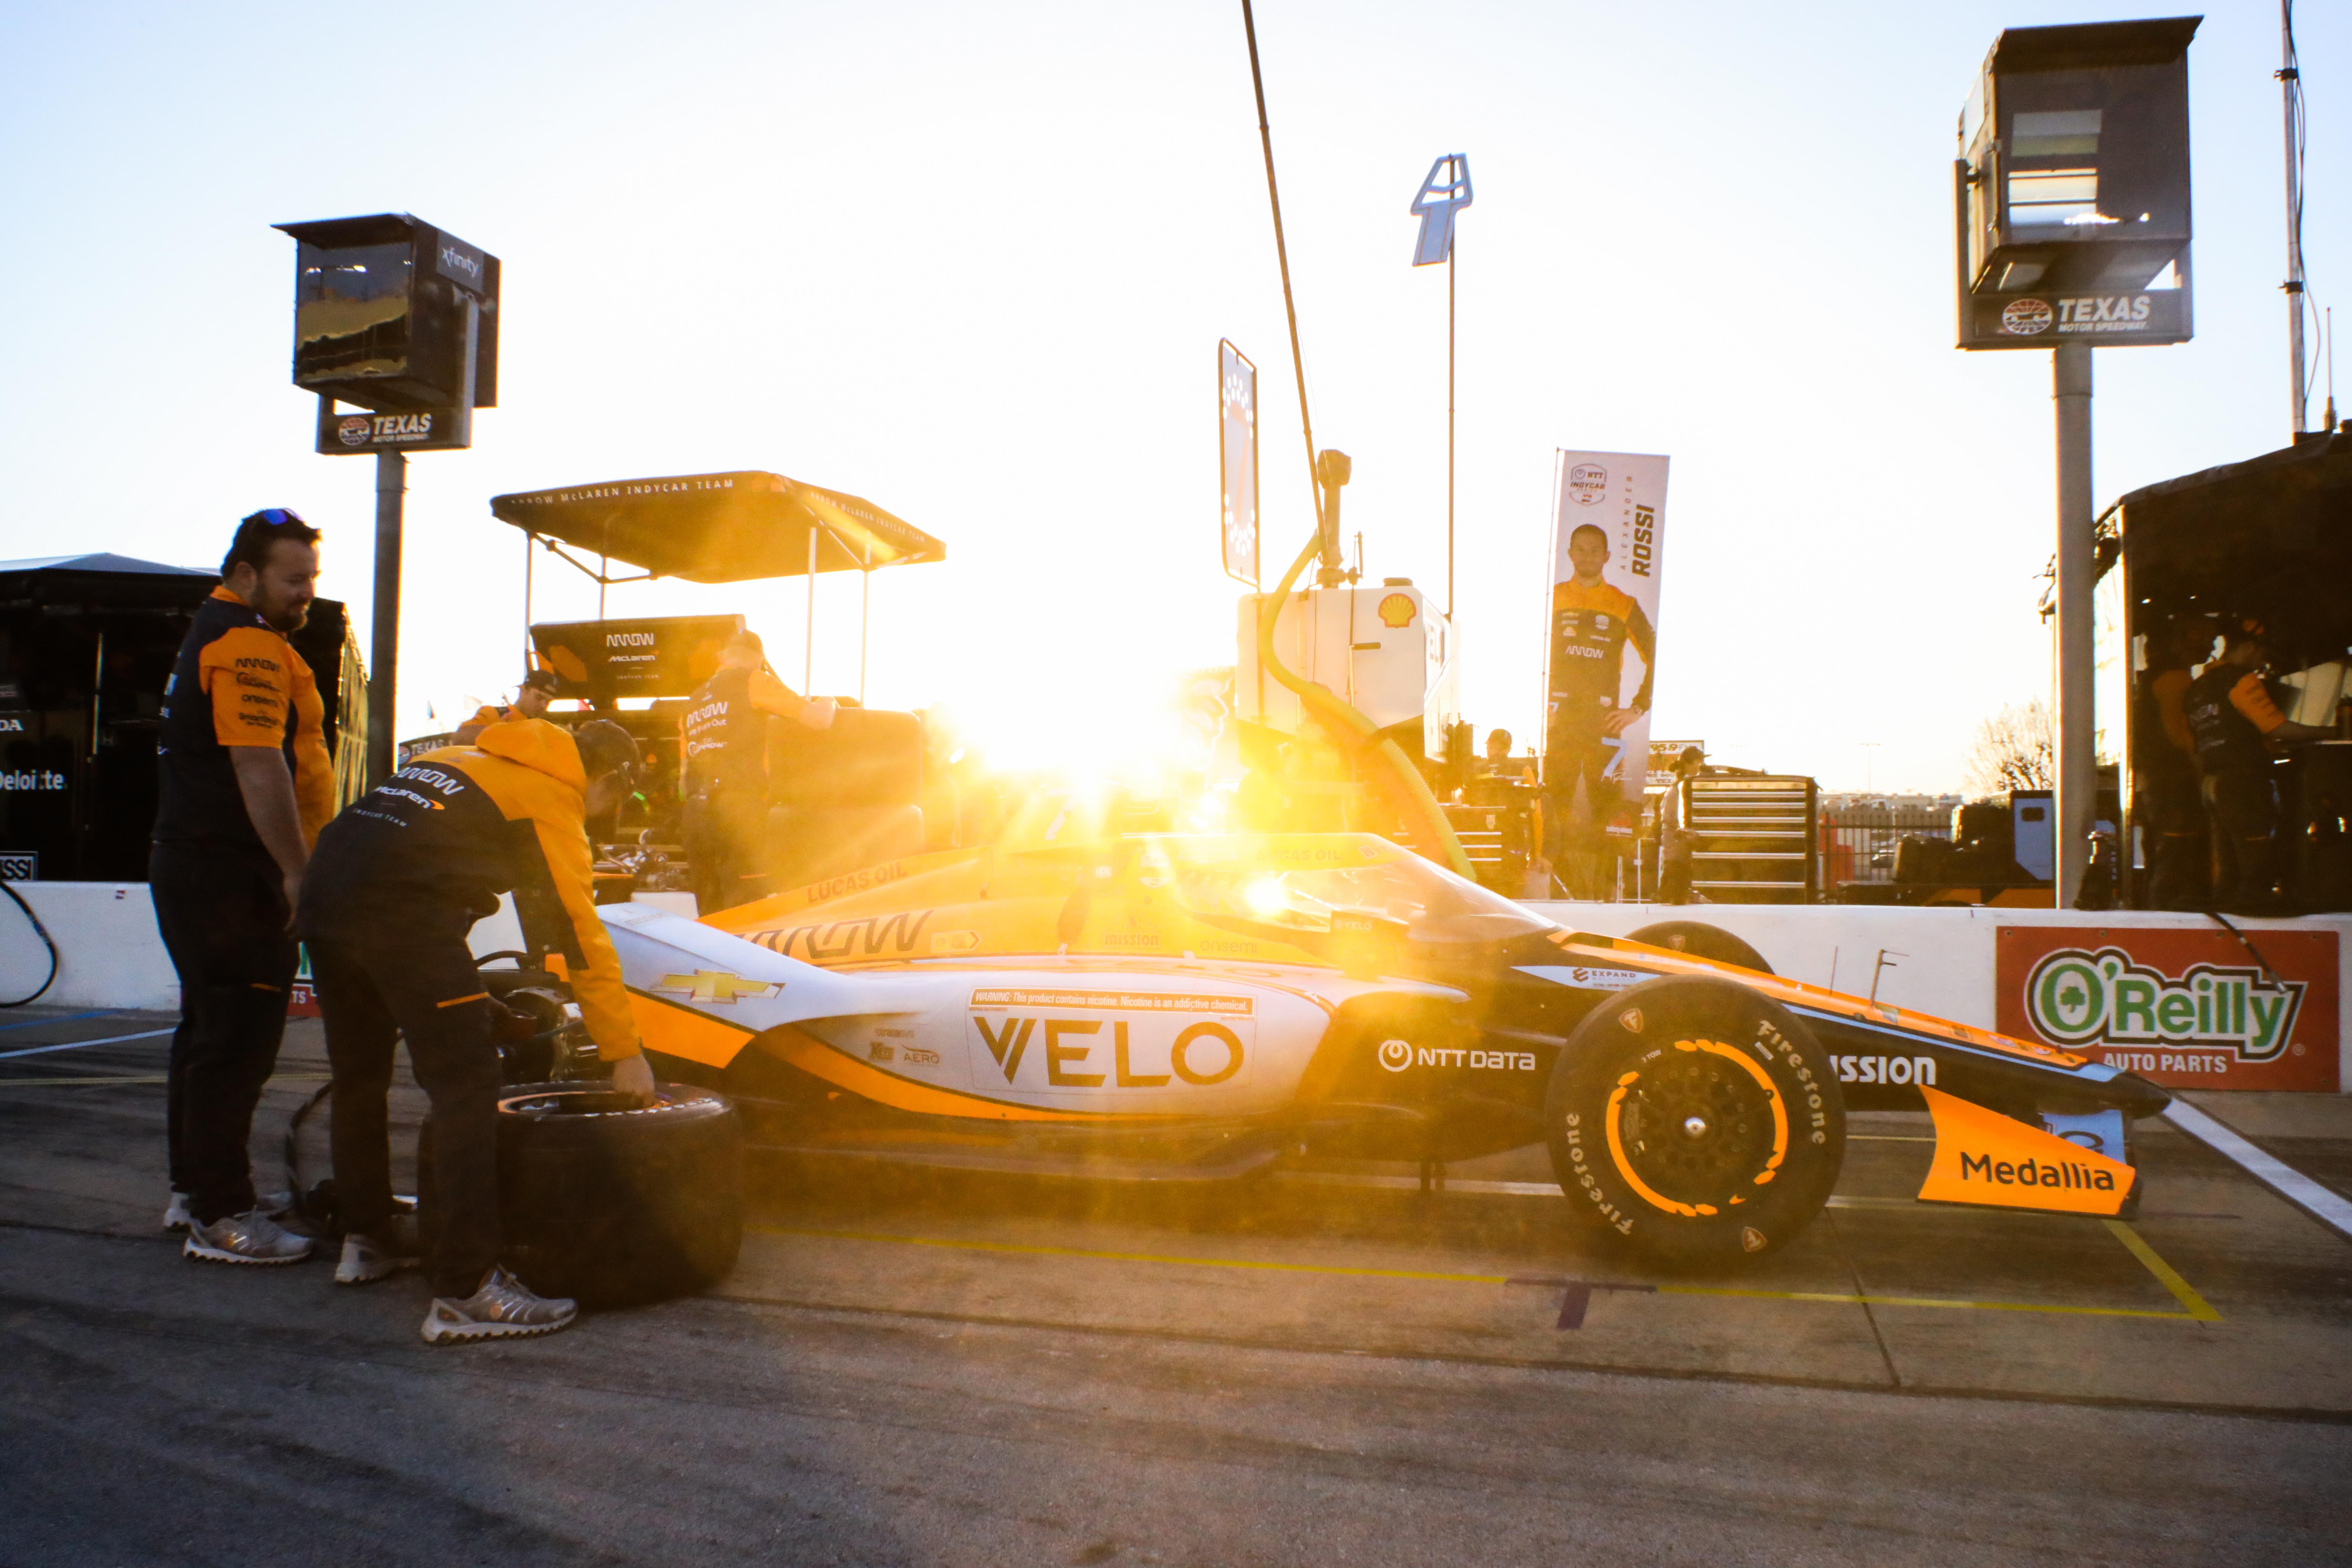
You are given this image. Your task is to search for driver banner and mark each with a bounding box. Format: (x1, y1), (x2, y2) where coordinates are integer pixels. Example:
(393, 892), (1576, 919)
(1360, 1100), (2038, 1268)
(1544, 451), (1668, 858)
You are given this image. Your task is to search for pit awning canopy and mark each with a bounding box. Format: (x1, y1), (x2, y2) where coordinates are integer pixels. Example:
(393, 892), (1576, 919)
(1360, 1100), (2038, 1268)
(487, 471), (943, 583)
(2107, 431), (2352, 658)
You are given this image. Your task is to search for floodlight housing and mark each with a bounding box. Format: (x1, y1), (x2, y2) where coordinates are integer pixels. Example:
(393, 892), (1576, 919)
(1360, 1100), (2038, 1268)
(272, 213), (499, 411)
(1955, 17), (2199, 349)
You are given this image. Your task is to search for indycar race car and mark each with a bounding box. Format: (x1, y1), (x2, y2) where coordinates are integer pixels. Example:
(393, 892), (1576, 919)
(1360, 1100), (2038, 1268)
(595, 828), (2170, 1269)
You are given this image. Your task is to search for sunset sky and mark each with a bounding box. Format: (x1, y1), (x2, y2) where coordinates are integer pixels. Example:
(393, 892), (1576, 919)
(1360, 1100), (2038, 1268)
(1, 0), (2341, 791)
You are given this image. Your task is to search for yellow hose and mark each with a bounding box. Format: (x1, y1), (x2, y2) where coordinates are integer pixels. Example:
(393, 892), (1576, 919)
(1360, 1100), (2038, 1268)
(1253, 531), (1474, 880)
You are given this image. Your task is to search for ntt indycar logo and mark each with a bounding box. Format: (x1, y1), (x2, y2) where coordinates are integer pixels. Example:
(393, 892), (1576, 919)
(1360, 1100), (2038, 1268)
(2023, 946), (2304, 1063)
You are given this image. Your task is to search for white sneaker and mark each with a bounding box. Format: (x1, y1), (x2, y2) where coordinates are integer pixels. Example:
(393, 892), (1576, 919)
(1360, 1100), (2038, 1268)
(420, 1267), (578, 1345)
(336, 1215), (421, 1285)
(168, 1188), (290, 1230)
(183, 1209), (314, 1266)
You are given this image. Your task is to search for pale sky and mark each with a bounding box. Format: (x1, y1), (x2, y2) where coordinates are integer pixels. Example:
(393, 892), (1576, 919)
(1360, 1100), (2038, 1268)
(1, 0), (2341, 792)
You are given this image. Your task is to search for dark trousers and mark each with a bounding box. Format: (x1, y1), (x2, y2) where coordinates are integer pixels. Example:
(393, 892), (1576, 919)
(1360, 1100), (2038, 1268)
(683, 790), (769, 914)
(2206, 769), (2279, 913)
(2140, 769), (2208, 911)
(304, 930), (503, 1298)
(152, 843), (296, 1225)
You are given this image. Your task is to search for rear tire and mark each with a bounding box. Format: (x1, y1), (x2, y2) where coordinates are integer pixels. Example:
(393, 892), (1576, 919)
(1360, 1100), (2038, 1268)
(1546, 976), (1842, 1268)
(429, 1083), (743, 1307)
(1626, 920), (1773, 975)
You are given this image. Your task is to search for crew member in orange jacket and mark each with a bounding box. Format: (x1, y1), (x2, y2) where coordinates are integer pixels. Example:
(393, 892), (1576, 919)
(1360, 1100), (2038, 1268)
(680, 630), (835, 913)
(155, 509), (338, 1266)
(298, 717), (653, 1343)
(452, 667), (558, 744)
(2182, 620), (2332, 911)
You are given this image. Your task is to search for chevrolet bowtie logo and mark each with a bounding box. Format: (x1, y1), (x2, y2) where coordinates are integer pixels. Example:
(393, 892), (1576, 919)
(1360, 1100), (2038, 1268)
(653, 970), (781, 1004)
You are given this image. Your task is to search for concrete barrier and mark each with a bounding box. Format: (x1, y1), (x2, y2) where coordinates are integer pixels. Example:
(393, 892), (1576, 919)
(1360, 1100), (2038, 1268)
(0, 883), (181, 1013)
(1533, 901), (2352, 1093)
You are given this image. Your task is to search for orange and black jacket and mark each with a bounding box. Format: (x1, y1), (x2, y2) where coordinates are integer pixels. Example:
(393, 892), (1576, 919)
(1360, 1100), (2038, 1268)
(154, 585), (336, 852)
(1547, 578), (1655, 737)
(299, 720), (640, 1058)
(2183, 665), (2290, 777)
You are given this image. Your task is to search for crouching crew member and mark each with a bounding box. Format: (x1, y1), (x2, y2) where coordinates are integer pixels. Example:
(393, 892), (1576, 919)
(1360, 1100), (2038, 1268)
(680, 630), (835, 914)
(453, 667), (558, 744)
(298, 717), (654, 1344)
(2183, 620), (2333, 912)
(155, 509), (337, 1266)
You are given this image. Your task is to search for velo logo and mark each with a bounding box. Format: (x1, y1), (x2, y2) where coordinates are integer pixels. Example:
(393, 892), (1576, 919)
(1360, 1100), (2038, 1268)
(2022, 946), (2304, 1062)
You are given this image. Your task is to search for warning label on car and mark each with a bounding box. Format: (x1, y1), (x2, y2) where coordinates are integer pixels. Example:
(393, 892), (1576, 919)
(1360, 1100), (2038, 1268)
(969, 989), (1253, 1016)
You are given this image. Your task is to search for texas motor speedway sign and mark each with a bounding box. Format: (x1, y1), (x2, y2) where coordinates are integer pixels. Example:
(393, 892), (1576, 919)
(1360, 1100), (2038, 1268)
(1994, 926), (2339, 1091)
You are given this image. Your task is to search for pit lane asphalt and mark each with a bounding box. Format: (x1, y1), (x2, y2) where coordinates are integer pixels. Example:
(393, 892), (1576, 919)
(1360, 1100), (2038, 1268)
(3, 1010), (2349, 1567)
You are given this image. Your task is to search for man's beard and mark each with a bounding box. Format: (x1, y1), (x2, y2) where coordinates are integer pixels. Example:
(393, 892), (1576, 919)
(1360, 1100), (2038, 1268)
(262, 600), (310, 634)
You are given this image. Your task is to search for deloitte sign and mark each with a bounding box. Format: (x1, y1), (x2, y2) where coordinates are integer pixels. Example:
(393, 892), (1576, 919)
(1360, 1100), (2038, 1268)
(2021, 946), (2304, 1061)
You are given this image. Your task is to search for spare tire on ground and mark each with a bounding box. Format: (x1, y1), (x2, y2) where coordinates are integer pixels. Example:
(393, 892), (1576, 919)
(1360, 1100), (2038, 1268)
(1625, 920), (1774, 975)
(429, 1083), (743, 1308)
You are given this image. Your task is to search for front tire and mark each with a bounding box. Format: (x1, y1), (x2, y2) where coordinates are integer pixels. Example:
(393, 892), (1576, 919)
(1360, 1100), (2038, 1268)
(1625, 920), (1773, 975)
(1546, 976), (1842, 1267)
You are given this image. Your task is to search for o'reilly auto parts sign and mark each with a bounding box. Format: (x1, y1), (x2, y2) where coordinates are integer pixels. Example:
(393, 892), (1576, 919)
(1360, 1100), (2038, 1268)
(1994, 926), (2339, 1091)
(1959, 288), (2191, 350)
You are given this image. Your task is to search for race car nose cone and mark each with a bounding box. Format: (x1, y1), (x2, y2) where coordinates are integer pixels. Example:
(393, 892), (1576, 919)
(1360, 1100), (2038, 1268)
(1681, 1115), (1709, 1140)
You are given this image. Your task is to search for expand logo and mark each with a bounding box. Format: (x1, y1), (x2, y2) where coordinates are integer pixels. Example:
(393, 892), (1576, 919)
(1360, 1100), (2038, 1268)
(2023, 946), (2304, 1062)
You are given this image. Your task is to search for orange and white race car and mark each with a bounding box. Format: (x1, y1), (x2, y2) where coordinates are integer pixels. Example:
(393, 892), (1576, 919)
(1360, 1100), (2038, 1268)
(597, 830), (2168, 1269)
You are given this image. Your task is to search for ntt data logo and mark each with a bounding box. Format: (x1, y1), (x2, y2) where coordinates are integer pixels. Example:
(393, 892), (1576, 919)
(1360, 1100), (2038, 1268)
(2022, 946), (2304, 1062)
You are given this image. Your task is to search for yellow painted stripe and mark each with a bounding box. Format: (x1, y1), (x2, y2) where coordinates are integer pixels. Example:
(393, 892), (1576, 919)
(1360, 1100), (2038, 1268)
(750, 1225), (2210, 1319)
(751, 1225), (1513, 1284)
(2104, 1219), (2224, 1322)
(1658, 1283), (2197, 1320)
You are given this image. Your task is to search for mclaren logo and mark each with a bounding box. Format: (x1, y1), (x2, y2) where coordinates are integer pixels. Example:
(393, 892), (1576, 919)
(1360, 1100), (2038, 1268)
(653, 970), (782, 1004)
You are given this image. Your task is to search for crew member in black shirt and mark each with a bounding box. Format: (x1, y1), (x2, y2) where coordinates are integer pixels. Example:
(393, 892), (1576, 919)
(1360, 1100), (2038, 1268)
(2182, 621), (2331, 911)
(679, 631), (835, 913)
(154, 510), (337, 1266)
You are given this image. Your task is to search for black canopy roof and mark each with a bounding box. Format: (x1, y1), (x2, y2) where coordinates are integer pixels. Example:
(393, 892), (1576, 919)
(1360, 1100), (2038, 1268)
(2109, 431), (2352, 658)
(0, 552), (216, 611)
(488, 471), (943, 584)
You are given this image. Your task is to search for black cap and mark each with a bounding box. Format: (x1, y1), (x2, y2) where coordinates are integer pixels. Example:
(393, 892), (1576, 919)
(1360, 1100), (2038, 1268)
(520, 668), (560, 694)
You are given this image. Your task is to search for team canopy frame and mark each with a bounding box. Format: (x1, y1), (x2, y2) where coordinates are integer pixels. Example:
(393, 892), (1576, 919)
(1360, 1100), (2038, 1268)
(488, 470), (945, 695)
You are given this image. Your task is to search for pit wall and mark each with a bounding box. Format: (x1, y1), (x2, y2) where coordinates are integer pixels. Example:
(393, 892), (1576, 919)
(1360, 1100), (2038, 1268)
(1539, 904), (2347, 1093)
(5, 883), (2344, 1092)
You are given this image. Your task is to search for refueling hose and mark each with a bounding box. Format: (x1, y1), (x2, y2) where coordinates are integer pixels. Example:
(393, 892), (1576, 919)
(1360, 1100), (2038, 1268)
(0, 881), (59, 1008)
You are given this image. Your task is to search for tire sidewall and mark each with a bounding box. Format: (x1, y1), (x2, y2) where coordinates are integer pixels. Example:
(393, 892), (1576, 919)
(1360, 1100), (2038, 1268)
(1624, 920), (1773, 975)
(1547, 976), (1843, 1266)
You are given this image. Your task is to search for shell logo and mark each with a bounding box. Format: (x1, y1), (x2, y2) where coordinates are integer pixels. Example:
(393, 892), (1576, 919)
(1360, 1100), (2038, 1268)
(1376, 593), (1416, 629)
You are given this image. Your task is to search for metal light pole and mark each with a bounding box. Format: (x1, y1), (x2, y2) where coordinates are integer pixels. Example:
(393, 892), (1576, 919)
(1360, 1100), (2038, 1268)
(368, 450), (406, 785)
(2280, 0), (2308, 437)
(2052, 342), (2095, 907)
(1410, 154), (1472, 617)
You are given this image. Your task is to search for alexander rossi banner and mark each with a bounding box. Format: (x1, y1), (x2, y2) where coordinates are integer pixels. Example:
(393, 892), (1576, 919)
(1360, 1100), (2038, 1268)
(1994, 925), (2339, 1092)
(1543, 451), (1666, 806)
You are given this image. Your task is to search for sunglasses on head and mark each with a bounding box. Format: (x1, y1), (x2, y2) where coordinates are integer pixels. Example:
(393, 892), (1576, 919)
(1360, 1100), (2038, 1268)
(242, 507), (310, 529)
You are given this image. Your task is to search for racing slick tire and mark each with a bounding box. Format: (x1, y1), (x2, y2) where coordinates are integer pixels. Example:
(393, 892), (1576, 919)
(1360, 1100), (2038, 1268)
(1625, 920), (1773, 975)
(429, 1083), (743, 1308)
(1545, 975), (1842, 1269)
